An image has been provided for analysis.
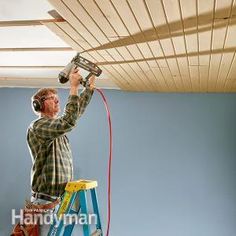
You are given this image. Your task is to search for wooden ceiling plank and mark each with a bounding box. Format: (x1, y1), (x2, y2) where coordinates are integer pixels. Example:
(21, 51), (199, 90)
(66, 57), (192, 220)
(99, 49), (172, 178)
(125, 45), (143, 60)
(147, 40), (165, 58)
(117, 64), (145, 91)
(162, 0), (183, 24)
(65, 0), (119, 58)
(166, 58), (180, 78)
(224, 24), (236, 47)
(103, 48), (123, 61)
(115, 47), (134, 61)
(144, 0), (180, 90)
(147, 1), (184, 91)
(166, 58), (183, 91)
(176, 57), (192, 90)
(154, 59), (173, 90)
(199, 65), (209, 92)
(180, 0), (200, 91)
(43, 22), (83, 52)
(95, 0), (129, 36)
(55, 22), (93, 51)
(44, 23), (127, 89)
(93, 0), (152, 77)
(90, 49), (115, 61)
(126, 62), (155, 91)
(119, 63), (151, 90)
(160, 0), (187, 91)
(44, 22), (97, 63)
(86, 51), (107, 62)
(189, 65), (200, 92)
(224, 54), (236, 92)
(85, 0), (157, 90)
(146, 60), (168, 91)
(45, 22), (104, 62)
(185, 36), (198, 64)
(198, 0), (215, 91)
(48, 1), (137, 88)
(178, 0), (197, 91)
(216, 52), (235, 91)
(145, 0), (169, 27)
(171, 35), (187, 55)
(136, 42), (154, 59)
(93, 50), (145, 90)
(59, 1), (122, 61)
(16, 0), (235, 92)
(48, 0), (101, 47)
(79, 0), (118, 38)
(212, 27), (229, 50)
(102, 65), (132, 90)
(145, 0), (176, 90)
(163, 56), (185, 87)
(114, 64), (145, 90)
(99, 52), (144, 89)
(159, 38), (175, 57)
(160, 69), (177, 91)
(208, 54), (222, 91)
(199, 55), (210, 91)
(111, 64), (145, 90)
(110, 0), (159, 91)
(210, 0), (234, 91)
(137, 61), (162, 90)
(156, 59), (177, 91)
(111, 0), (142, 34)
(101, 65), (131, 90)
(223, 0), (236, 92)
(144, 0), (175, 88)
(209, 0), (233, 90)
(64, 0), (145, 90)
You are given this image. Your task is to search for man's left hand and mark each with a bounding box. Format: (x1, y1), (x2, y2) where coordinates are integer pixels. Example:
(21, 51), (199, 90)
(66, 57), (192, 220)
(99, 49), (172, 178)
(89, 75), (96, 90)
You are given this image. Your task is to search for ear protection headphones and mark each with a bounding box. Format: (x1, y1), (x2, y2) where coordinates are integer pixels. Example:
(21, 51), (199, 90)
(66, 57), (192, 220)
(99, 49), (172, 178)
(32, 96), (45, 112)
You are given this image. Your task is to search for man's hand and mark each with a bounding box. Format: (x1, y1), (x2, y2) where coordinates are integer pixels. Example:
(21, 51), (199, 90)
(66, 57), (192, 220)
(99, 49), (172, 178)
(69, 68), (82, 87)
(69, 68), (82, 95)
(89, 75), (96, 90)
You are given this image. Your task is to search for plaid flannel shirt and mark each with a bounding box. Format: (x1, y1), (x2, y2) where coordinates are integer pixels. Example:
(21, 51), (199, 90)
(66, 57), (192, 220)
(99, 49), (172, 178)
(27, 88), (94, 197)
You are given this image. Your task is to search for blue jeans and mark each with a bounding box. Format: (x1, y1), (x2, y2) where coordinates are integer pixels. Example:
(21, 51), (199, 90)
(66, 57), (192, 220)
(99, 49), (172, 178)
(31, 195), (80, 235)
(31, 196), (60, 236)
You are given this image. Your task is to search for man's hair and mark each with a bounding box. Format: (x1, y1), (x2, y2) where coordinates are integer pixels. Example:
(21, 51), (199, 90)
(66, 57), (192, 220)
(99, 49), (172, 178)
(32, 88), (57, 101)
(31, 88), (57, 114)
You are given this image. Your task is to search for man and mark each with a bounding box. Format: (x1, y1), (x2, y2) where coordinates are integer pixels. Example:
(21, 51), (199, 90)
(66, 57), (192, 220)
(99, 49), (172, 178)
(27, 68), (95, 235)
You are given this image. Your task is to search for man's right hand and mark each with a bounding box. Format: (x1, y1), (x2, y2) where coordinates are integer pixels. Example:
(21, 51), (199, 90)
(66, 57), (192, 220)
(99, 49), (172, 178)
(69, 68), (82, 95)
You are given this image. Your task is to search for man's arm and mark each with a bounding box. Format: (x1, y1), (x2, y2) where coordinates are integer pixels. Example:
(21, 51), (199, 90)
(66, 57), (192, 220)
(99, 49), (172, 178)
(77, 75), (96, 118)
(32, 68), (82, 139)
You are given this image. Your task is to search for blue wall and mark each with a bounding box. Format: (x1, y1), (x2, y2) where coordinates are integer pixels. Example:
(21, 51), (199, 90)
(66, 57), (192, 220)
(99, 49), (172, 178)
(0, 88), (236, 236)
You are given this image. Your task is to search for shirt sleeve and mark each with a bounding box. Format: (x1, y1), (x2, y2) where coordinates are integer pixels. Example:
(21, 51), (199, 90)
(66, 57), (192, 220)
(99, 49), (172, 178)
(78, 87), (94, 118)
(32, 88), (94, 140)
(32, 95), (80, 139)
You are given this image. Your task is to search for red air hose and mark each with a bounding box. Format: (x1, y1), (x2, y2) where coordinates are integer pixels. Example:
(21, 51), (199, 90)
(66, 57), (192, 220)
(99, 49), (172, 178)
(95, 88), (112, 236)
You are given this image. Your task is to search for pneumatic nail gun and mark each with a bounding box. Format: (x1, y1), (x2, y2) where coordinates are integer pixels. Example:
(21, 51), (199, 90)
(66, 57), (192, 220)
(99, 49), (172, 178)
(58, 53), (102, 87)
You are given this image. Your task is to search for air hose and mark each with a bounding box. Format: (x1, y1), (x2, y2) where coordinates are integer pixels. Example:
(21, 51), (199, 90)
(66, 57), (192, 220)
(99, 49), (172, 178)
(95, 88), (112, 236)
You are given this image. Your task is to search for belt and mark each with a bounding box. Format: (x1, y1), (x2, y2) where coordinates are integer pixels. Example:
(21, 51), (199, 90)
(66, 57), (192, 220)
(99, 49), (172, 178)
(32, 192), (58, 202)
(26, 199), (60, 210)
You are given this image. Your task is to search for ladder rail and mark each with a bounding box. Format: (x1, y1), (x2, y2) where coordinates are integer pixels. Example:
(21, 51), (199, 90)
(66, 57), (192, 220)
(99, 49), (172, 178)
(47, 180), (103, 236)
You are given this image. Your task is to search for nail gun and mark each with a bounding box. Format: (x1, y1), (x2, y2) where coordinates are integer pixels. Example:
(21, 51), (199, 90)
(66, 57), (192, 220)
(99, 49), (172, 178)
(58, 53), (102, 86)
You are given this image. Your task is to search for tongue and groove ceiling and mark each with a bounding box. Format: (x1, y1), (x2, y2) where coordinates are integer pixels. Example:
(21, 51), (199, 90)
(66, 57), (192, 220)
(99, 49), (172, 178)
(1, 0), (236, 92)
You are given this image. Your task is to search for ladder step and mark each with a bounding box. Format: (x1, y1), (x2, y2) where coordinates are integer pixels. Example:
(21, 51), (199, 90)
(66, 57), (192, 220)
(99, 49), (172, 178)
(48, 179), (102, 236)
(91, 229), (102, 236)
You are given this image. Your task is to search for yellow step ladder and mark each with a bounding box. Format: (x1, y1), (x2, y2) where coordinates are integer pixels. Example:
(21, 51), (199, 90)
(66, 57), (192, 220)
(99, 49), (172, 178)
(48, 179), (103, 236)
